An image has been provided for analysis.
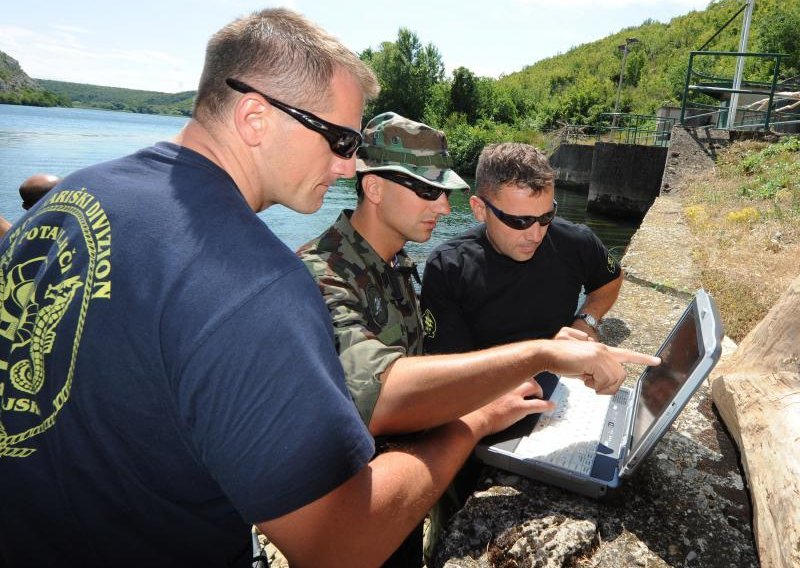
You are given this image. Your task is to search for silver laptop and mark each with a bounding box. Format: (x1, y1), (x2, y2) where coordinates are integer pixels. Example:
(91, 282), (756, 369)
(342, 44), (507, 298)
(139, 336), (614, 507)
(475, 289), (723, 498)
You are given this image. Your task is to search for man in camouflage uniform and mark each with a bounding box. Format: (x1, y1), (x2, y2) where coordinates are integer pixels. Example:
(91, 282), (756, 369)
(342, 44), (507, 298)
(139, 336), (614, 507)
(299, 111), (472, 566)
(299, 112), (468, 429)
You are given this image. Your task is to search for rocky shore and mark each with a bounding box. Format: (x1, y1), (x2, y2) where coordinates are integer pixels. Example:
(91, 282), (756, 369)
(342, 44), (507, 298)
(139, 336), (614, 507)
(431, 193), (757, 568)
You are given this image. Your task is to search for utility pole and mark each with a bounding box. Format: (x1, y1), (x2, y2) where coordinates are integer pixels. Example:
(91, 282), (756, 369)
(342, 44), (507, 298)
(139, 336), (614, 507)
(727, 0), (756, 129)
(612, 37), (640, 130)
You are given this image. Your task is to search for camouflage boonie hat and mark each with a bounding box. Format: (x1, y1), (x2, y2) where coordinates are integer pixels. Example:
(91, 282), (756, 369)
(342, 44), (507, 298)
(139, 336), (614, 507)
(356, 112), (469, 192)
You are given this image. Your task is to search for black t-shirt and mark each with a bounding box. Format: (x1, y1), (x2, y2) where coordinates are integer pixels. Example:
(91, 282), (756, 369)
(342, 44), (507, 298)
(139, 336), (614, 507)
(420, 219), (621, 354)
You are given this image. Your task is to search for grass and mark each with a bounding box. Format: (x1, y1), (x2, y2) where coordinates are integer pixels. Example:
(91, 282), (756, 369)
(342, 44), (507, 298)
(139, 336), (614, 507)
(681, 136), (800, 342)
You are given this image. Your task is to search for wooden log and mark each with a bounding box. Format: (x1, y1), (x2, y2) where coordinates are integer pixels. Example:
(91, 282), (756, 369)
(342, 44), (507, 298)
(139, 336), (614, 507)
(710, 275), (800, 568)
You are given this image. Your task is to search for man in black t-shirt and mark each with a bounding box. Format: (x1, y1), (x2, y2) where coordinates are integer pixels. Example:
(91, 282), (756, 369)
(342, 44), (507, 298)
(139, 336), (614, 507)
(421, 142), (624, 354)
(419, 143), (624, 535)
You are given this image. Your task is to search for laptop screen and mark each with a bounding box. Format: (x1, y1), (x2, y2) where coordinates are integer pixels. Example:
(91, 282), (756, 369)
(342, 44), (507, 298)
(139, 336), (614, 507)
(629, 300), (702, 452)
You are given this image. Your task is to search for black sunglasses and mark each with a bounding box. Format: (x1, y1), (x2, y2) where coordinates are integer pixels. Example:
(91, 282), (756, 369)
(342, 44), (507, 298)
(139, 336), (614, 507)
(367, 170), (451, 201)
(480, 196), (558, 230)
(225, 78), (363, 159)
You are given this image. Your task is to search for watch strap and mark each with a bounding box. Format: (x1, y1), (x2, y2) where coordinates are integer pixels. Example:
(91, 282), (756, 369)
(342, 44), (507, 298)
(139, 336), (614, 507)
(575, 312), (598, 329)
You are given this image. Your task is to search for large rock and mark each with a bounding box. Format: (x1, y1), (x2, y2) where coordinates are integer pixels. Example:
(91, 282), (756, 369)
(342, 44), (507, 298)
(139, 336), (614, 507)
(0, 51), (41, 92)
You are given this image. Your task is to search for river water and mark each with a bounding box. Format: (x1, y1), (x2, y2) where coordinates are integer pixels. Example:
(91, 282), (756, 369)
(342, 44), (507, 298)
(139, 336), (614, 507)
(0, 104), (639, 264)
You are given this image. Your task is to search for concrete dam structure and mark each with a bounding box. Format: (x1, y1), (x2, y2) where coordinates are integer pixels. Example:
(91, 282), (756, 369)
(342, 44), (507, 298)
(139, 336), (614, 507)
(550, 142), (668, 218)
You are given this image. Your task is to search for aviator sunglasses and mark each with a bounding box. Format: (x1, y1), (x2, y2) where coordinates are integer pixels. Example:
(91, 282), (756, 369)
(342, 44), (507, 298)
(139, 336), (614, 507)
(225, 78), (363, 159)
(367, 170), (451, 201)
(480, 196), (558, 230)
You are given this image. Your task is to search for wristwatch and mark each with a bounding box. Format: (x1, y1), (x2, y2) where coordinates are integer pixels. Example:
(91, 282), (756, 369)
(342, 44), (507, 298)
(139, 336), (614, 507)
(575, 312), (599, 330)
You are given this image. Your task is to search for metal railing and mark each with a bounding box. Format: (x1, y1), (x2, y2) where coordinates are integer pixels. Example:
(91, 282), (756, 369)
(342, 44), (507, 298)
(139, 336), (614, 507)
(596, 113), (676, 146)
(680, 51), (797, 131)
(559, 114), (676, 147)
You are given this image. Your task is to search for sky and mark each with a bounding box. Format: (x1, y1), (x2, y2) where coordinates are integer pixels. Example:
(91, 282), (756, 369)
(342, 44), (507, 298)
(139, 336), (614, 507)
(1, 0), (713, 94)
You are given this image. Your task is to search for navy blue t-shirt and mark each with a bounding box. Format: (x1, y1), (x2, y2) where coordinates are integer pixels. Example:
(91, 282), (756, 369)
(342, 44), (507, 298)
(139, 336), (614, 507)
(0, 143), (374, 567)
(420, 220), (621, 353)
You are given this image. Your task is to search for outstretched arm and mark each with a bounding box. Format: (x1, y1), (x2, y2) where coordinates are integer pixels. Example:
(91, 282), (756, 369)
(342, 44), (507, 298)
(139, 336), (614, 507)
(258, 381), (545, 568)
(369, 336), (659, 436)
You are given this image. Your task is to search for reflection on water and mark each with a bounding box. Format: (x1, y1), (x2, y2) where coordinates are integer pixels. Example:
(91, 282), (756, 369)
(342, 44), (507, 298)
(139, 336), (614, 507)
(554, 185), (640, 262)
(1, 104), (640, 268)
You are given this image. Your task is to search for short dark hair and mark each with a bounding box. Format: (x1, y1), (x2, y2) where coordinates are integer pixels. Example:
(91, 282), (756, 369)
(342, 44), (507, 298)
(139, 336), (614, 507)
(193, 8), (378, 125)
(355, 172), (367, 203)
(475, 143), (554, 197)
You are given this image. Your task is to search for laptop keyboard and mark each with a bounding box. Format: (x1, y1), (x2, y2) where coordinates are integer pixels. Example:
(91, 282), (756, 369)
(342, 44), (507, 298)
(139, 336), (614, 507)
(513, 377), (612, 476)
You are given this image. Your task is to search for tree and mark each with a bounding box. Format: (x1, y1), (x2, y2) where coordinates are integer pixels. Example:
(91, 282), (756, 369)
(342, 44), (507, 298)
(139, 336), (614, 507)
(422, 81), (450, 128)
(476, 79), (521, 125)
(361, 28), (445, 121)
(755, 6), (800, 76)
(450, 67), (479, 123)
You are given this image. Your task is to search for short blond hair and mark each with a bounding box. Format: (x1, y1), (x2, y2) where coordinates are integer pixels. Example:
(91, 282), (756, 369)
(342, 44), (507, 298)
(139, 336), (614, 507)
(194, 8), (378, 123)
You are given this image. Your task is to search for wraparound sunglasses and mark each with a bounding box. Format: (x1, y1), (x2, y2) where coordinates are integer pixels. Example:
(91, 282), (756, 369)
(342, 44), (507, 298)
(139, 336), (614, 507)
(366, 170), (451, 201)
(480, 196), (558, 230)
(225, 78), (363, 159)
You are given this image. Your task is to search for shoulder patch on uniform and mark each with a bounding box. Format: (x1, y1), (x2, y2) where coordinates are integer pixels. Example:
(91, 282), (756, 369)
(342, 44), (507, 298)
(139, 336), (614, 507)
(422, 308), (437, 338)
(607, 254), (619, 273)
(365, 283), (388, 327)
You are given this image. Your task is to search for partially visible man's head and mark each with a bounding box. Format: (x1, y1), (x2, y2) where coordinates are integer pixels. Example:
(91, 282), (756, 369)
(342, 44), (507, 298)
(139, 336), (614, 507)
(193, 8), (378, 125)
(20, 174), (60, 210)
(475, 143), (554, 198)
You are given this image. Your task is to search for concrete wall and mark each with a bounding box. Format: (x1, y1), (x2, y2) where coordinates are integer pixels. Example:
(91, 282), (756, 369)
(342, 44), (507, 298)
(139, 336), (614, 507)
(660, 127), (731, 194)
(549, 143), (594, 189)
(587, 142), (667, 217)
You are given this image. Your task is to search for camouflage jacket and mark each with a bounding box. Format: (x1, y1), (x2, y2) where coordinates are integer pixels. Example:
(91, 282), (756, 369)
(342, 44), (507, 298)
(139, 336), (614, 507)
(298, 210), (423, 426)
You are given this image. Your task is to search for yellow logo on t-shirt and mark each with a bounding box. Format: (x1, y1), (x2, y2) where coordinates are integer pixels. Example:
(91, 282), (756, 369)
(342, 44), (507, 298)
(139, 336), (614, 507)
(0, 188), (112, 458)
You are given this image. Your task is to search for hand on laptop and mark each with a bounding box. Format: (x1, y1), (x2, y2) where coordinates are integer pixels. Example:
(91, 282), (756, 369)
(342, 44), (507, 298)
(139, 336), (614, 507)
(465, 380), (557, 438)
(543, 340), (661, 395)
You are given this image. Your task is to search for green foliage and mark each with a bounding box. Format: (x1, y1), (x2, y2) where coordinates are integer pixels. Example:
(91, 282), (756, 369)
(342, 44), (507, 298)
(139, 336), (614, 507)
(727, 137), (800, 202)
(37, 79), (195, 116)
(421, 82), (450, 128)
(492, 0), (800, 127)
(361, 28), (445, 121)
(450, 67), (479, 123)
(476, 79), (521, 124)
(441, 114), (546, 174)
(0, 88), (71, 107)
(755, 4), (800, 75)
(0, 49), (70, 108)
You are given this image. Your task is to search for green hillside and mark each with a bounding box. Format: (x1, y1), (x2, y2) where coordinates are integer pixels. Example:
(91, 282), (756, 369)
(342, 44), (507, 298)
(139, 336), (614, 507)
(496, 0), (800, 129)
(37, 80), (196, 116)
(0, 50), (70, 107)
(363, 0), (800, 171)
(6, 0), (799, 133)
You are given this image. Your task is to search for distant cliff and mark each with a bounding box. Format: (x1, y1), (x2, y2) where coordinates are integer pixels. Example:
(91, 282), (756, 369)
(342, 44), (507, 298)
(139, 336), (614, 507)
(0, 48), (193, 115)
(0, 51), (39, 91)
(0, 50), (70, 107)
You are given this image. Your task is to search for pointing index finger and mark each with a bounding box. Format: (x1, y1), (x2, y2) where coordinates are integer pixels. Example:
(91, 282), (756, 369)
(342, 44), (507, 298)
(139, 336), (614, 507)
(607, 346), (661, 367)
